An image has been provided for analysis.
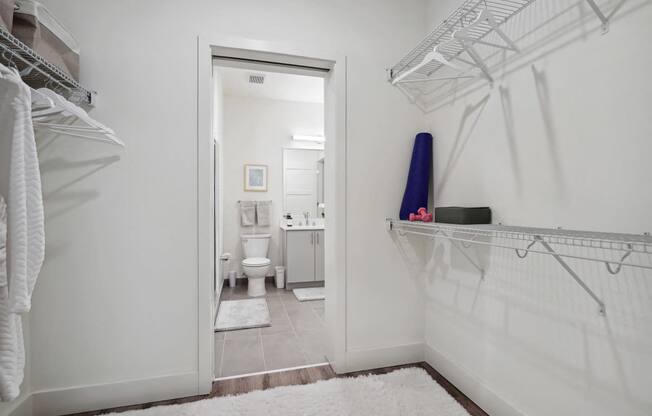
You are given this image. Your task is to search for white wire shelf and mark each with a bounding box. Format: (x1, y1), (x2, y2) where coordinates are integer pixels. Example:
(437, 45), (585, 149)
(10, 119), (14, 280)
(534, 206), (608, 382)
(387, 219), (652, 268)
(0, 28), (93, 106)
(386, 218), (652, 315)
(388, 0), (621, 112)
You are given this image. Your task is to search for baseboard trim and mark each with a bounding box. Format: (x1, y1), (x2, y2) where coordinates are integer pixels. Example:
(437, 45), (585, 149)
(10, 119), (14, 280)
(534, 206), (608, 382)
(424, 344), (524, 416)
(345, 342), (424, 373)
(30, 372), (198, 416)
(1, 393), (33, 416)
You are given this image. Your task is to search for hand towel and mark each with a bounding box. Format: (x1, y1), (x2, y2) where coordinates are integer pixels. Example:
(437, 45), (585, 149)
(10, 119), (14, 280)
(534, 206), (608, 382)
(256, 201), (272, 226)
(239, 201), (255, 226)
(0, 65), (45, 315)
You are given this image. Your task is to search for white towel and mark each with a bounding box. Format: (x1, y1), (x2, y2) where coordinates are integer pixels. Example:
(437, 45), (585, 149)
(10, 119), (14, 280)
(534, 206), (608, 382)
(0, 194), (25, 402)
(239, 201), (255, 226)
(0, 196), (6, 291)
(0, 65), (45, 315)
(256, 201), (272, 226)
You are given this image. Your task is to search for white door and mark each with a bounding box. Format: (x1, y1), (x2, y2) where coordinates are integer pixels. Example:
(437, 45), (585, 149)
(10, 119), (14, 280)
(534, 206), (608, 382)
(286, 231), (316, 283)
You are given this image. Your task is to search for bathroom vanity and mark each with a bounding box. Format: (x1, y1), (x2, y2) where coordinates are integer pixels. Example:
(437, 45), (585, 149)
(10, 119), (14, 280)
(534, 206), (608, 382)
(280, 222), (324, 288)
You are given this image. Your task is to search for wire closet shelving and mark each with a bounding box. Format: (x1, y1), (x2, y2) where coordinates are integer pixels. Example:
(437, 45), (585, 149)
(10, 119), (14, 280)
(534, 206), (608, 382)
(388, 0), (618, 112)
(386, 219), (652, 316)
(0, 27), (94, 106)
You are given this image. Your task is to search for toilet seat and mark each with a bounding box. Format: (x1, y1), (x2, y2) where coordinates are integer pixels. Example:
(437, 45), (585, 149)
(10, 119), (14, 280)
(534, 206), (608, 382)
(242, 257), (271, 267)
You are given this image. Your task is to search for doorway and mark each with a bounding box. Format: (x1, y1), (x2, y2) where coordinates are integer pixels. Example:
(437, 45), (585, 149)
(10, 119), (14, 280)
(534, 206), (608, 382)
(197, 37), (347, 391)
(213, 62), (327, 378)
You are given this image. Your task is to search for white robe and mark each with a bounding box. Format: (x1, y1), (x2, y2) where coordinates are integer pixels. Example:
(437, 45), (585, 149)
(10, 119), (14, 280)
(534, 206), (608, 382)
(0, 64), (44, 401)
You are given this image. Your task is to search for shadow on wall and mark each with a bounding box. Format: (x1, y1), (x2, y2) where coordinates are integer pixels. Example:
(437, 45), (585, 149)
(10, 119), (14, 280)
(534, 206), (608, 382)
(394, 230), (652, 414)
(498, 86), (523, 196)
(434, 93), (490, 201)
(421, 0), (648, 111)
(36, 131), (123, 258)
(531, 65), (566, 196)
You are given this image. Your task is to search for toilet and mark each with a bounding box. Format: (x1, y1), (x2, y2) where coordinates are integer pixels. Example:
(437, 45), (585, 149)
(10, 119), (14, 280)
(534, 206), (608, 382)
(241, 233), (272, 297)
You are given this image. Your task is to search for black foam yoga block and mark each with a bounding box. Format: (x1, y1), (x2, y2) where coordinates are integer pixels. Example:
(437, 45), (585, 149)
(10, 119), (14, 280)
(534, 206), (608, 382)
(435, 207), (492, 225)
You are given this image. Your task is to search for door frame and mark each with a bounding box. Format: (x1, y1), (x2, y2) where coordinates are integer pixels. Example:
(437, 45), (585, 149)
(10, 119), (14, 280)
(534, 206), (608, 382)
(196, 35), (348, 393)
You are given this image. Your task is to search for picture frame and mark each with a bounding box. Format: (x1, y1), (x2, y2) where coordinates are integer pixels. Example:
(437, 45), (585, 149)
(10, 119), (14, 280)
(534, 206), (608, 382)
(244, 164), (268, 192)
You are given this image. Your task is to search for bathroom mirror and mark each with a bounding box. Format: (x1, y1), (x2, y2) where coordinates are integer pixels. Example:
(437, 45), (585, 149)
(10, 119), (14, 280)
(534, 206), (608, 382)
(282, 148), (324, 219)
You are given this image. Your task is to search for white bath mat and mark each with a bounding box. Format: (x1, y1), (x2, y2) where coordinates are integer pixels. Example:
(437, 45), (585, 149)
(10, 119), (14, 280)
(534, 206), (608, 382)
(215, 299), (270, 331)
(107, 367), (470, 415)
(293, 287), (325, 301)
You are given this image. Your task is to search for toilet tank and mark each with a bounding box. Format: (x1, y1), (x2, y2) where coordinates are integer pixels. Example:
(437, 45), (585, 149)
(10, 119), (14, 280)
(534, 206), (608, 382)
(241, 234), (271, 258)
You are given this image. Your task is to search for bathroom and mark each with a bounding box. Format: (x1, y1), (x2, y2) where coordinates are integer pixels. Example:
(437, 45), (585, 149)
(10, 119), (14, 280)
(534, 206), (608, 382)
(212, 63), (329, 378)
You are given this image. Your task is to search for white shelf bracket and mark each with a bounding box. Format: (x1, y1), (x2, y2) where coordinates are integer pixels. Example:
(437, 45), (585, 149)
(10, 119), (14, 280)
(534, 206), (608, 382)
(451, 9), (522, 84)
(534, 236), (606, 315)
(584, 0), (611, 33)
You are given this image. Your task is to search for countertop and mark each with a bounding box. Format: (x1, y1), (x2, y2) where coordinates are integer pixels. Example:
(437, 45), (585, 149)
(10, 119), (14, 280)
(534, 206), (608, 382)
(280, 221), (325, 231)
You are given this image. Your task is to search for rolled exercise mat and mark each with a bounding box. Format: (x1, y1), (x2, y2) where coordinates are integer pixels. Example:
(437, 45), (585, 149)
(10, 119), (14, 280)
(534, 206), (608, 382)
(399, 132), (433, 220)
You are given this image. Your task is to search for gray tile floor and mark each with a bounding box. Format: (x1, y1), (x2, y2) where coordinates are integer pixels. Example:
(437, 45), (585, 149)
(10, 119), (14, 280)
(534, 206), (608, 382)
(214, 282), (328, 378)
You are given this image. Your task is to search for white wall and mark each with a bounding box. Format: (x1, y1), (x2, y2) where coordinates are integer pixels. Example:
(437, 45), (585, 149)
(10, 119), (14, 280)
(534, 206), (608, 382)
(12, 0), (428, 413)
(222, 95), (323, 277)
(420, 1), (652, 415)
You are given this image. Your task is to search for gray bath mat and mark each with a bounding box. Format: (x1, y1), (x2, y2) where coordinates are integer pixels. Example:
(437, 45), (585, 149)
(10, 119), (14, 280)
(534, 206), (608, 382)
(293, 287), (325, 301)
(215, 299), (271, 331)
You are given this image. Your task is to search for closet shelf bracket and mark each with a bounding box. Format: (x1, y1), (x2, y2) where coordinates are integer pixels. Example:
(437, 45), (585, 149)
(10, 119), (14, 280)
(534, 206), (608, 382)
(532, 236), (606, 316)
(584, 0), (612, 33)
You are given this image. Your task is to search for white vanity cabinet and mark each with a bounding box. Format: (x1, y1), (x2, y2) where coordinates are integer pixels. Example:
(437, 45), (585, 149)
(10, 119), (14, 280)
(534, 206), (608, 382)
(281, 229), (325, 286)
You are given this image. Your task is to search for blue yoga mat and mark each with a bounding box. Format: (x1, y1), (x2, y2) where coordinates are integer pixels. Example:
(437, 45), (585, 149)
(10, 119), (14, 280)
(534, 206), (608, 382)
(400, 132), (433, 220)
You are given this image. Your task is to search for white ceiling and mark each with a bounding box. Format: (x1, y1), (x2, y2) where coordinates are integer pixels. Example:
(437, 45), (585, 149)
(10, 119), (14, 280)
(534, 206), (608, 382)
(218, 66), (324, 104)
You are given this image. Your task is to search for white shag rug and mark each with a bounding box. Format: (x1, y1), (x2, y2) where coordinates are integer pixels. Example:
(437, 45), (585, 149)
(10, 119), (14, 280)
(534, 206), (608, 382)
(108, 368), (471, 416)
(293, 287), (325, 301)
(215, 299), (270, 331)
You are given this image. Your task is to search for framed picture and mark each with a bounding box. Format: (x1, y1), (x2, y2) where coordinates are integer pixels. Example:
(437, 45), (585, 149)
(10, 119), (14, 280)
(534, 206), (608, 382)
(244, 164), (268, 192)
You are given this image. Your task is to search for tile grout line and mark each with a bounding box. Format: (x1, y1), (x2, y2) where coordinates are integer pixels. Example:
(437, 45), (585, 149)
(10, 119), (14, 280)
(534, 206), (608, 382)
(280, 294), (311, 365)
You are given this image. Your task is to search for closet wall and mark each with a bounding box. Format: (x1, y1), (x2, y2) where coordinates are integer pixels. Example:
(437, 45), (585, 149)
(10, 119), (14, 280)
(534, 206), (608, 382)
(16, 0), (427, 413)
(421, 1), (652, 415)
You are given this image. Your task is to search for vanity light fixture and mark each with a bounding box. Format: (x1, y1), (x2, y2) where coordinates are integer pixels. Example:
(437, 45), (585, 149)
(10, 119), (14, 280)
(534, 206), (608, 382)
(292, 134), (325, 143)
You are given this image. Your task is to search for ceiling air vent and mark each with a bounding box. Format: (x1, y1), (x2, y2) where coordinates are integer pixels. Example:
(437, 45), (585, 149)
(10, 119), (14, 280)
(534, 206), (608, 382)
(248, 74), (265, 84)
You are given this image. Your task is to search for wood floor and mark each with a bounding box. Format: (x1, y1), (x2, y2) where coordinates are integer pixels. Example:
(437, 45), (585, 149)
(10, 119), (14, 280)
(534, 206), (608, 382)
(68, 362), (489, 416)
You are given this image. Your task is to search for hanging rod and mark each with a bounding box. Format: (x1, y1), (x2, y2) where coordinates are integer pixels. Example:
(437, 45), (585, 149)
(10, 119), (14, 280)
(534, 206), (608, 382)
(0, 28), (94, 106)
(386, 219), (652, 315)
